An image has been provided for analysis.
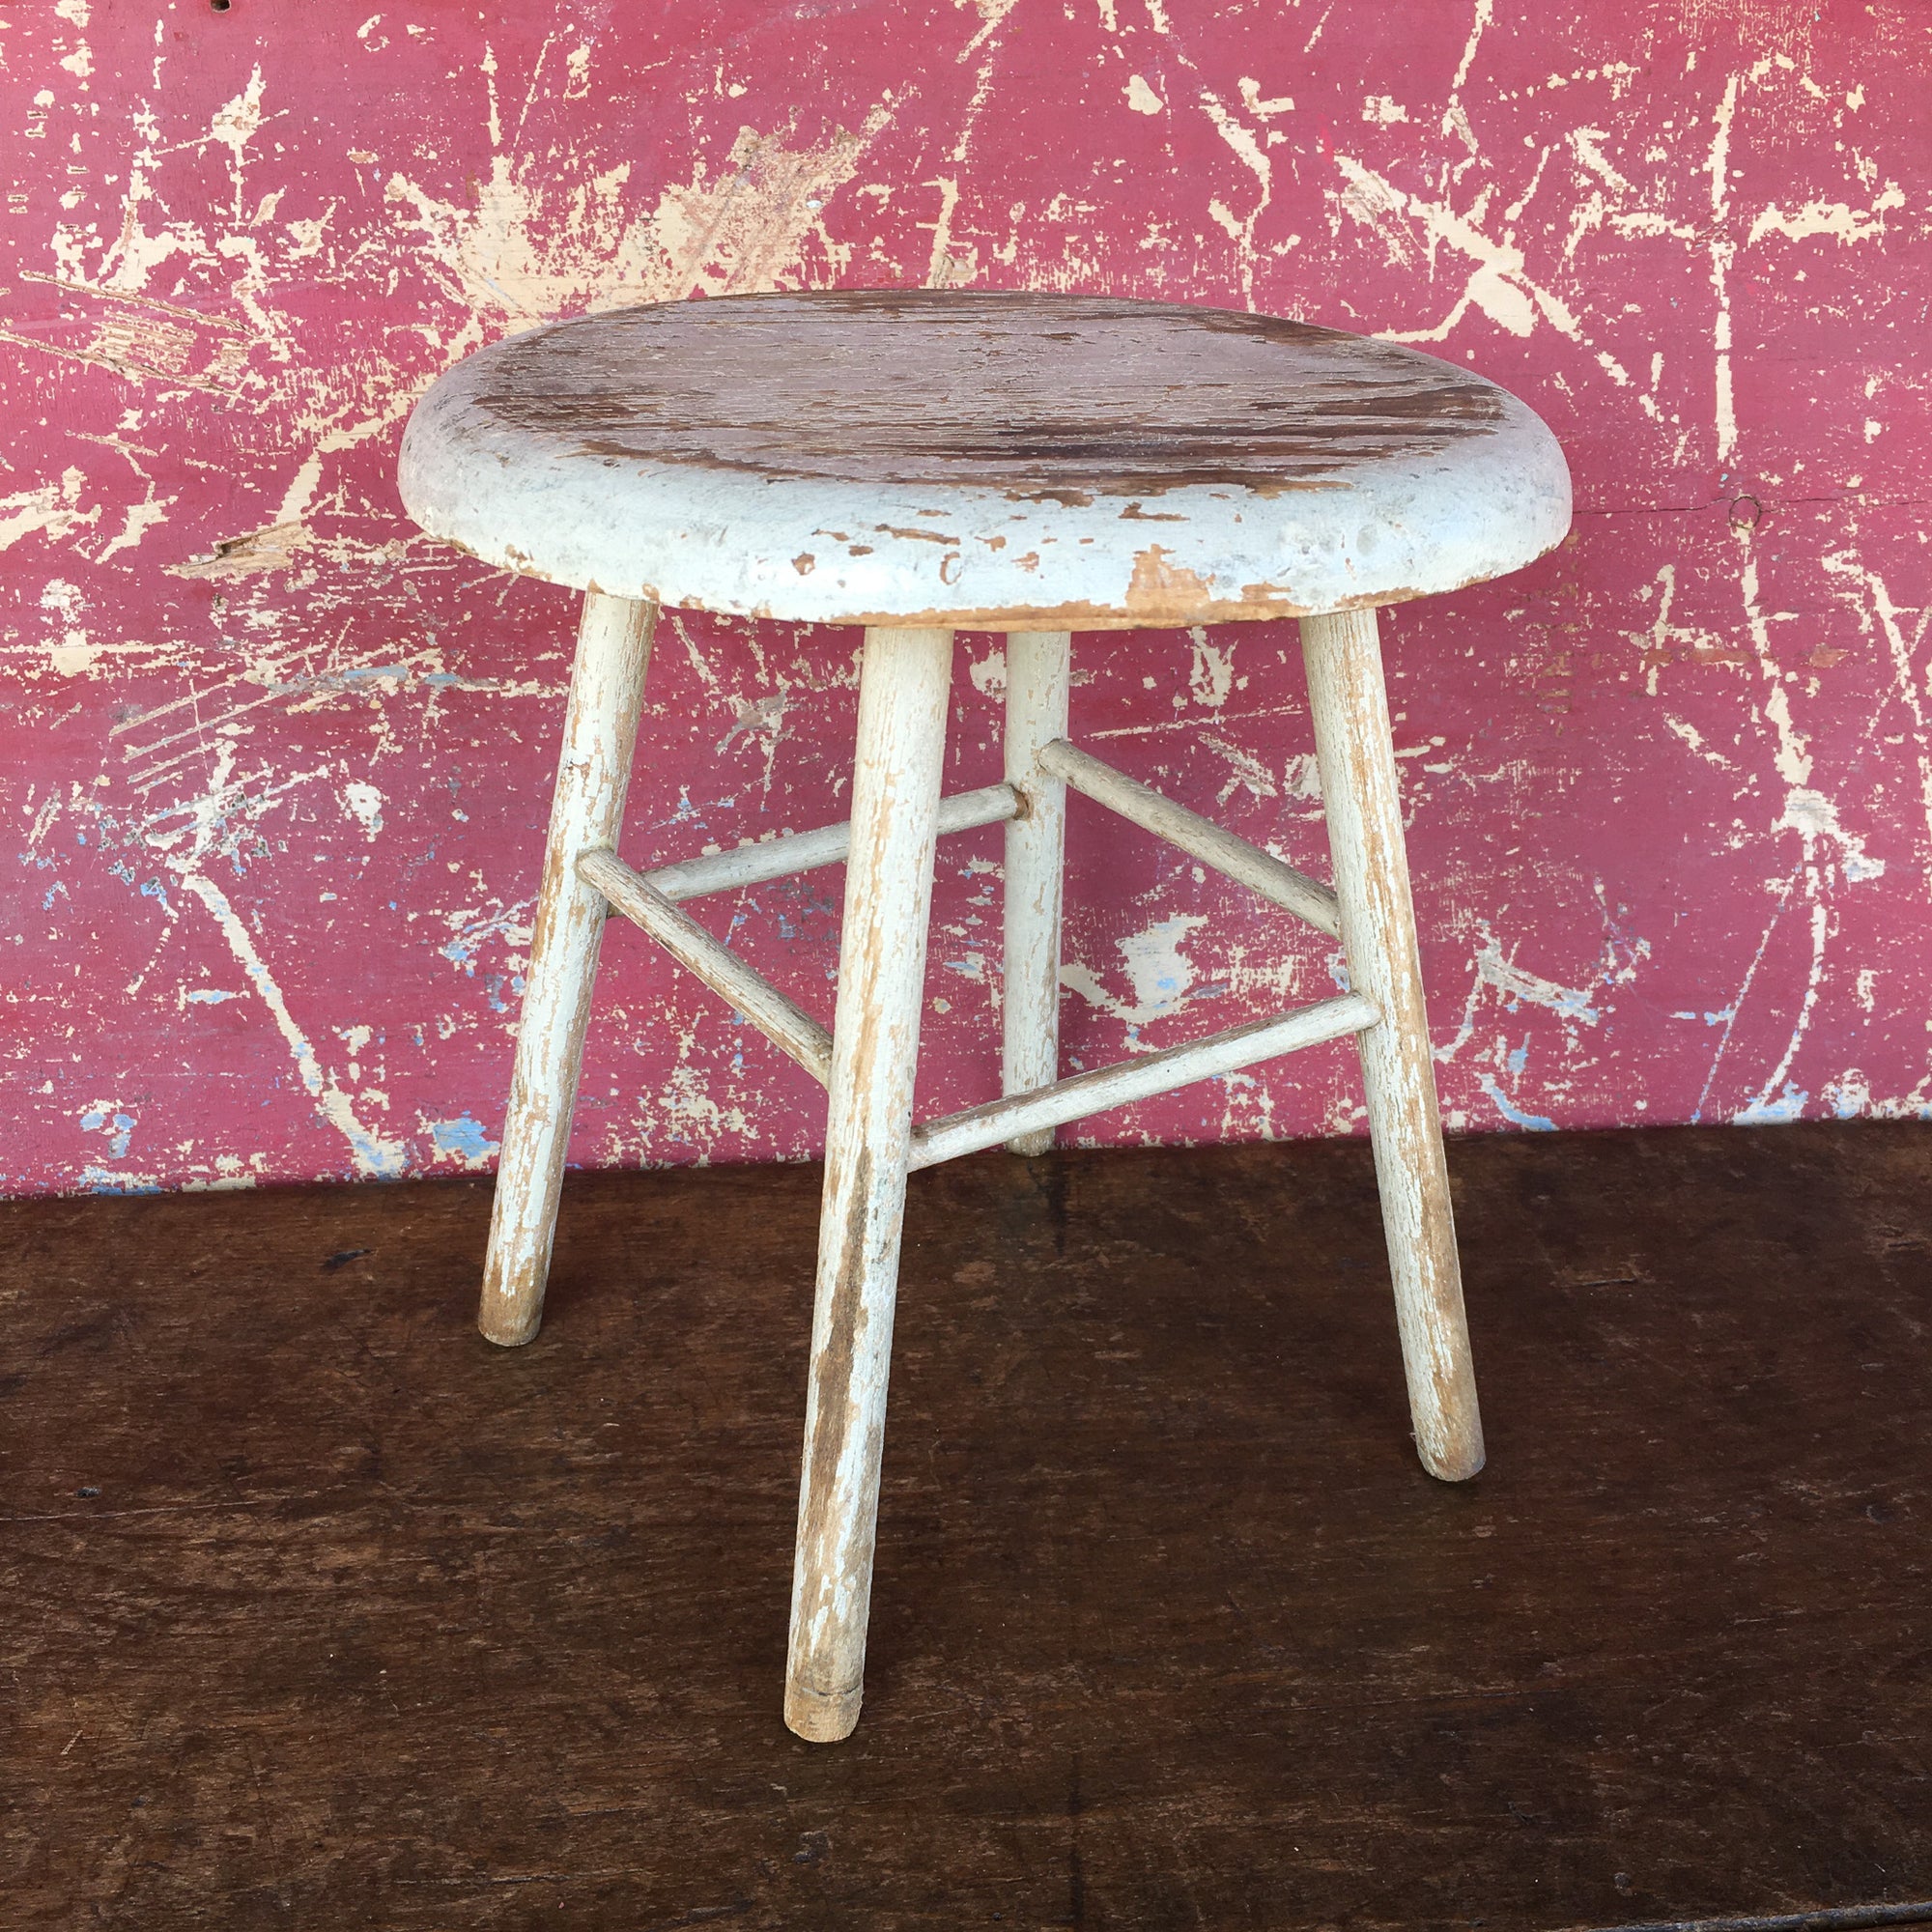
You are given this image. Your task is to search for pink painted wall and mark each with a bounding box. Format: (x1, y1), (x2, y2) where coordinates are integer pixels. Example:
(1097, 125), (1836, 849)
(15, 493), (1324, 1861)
(3, 2), (1927, 1197)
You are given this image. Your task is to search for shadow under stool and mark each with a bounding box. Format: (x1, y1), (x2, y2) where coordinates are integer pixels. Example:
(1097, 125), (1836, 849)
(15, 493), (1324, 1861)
(398, 289), (1573, 1742)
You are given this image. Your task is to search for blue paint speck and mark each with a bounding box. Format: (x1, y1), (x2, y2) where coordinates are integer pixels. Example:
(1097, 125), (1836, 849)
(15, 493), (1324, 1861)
(429, 1113), (499, 1163)
(1735, 1083), (1808, 1125)
(1477, 1074), (1555, 1132)
(80, 1167), (161, 1197)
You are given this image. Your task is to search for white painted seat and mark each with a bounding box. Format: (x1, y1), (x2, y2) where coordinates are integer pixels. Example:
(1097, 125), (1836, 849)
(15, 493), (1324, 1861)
(398, 289), (1572, 1746)
(400, 290), (1568, 632)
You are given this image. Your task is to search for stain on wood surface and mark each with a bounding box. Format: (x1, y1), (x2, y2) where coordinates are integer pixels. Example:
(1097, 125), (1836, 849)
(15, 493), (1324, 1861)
(4, 1122), (1931, 1926)
(473, 293), (1508, 491)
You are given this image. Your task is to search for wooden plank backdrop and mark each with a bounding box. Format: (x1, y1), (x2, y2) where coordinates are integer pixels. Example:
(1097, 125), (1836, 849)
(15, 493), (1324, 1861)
(1, 3), (1926, 1194)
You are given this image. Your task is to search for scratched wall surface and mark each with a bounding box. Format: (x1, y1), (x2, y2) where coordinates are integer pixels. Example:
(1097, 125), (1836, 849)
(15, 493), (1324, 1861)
(2, 2), (1928, 1198)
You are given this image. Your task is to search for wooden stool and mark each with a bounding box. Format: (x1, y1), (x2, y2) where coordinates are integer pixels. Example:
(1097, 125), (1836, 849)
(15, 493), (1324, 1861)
(399, 291), (1571, 1742)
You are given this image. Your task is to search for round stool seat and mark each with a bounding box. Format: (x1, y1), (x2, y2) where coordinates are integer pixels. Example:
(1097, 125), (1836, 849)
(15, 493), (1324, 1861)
(399, 291), (1570, 632)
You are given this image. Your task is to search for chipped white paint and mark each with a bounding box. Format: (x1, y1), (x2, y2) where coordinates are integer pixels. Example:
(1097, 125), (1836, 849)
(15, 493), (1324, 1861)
(1198, 89), (1272, 302)
(1709, 73), (1742, 463)
(340, 781), (384, 839)
(914, 991), (1378, 1170)
(1821, 551), (1932, 898)
(1735, 895), (1832, 1124)
(1302, 606), (1483, 1484)
(1001, 632), (1071, 1155)
(1339, 154), (1583, 343)
(477, 590), (655, 1348)
(0, 469), (96, 552)
(1473, 935), (1602, 1025)
(180, 871), (406, 1179)
(1060, 913), (1215, 1031)
(786, 626), (954, 1744)
(1747, 183), (1906, 247)
(400, 292), (1571, 630)
(1778, 787), (1886, 884)
(1039, 737), (1341, 937)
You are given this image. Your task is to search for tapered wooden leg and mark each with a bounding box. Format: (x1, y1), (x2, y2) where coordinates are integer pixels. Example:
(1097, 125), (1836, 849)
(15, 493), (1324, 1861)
(785, 626), (954, 1742)
(1300, 607), (1484, 1483)
(1002, 631), (1071, 1154)
(478, 591), (656, 1348)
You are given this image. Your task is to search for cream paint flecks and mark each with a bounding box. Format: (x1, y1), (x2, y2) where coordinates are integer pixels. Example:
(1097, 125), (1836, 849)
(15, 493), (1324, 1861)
(4, 1), (1928, 1204)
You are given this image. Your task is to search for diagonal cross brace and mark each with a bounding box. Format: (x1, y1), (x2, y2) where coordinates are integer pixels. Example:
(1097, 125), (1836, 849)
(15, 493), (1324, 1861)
(584, 745), (1357, 1161)
(1037, 738), (1340, 938)
(909, 991), (1378, 1170)
(581, 849), (835, 1086)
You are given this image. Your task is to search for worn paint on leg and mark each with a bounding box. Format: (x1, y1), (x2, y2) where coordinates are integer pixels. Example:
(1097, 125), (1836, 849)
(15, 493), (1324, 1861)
(478, 591), (655, 1347)
(785, 626), (954, 1741)
(1003, 631), (1072, 1155)
(1302, 606), (1484, 1483)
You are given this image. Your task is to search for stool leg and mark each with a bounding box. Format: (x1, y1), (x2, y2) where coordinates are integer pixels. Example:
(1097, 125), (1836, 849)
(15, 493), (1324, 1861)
(785, 625), (954, 1742)
(477, 590), (656, 1347)
(1300, 606), (1485, 1483)
(1002, 630), (1071, 1153)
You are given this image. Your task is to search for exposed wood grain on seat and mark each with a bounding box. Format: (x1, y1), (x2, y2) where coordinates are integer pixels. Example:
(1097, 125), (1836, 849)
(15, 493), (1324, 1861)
(399, 290), (1571, 628)
(473, 292), (1507, 491)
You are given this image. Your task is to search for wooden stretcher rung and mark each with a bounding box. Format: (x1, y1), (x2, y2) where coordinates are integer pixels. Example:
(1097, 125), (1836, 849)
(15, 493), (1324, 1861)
(907, 990), (1379, 1172)
(580, 849), (834, 1086)
(634, 781), (1020, 905)
(1037, 738), (1341, 938)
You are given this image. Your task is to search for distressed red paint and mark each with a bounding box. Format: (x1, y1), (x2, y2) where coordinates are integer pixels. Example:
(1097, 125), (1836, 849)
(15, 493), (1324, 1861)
(2, 2), (1927, 1197)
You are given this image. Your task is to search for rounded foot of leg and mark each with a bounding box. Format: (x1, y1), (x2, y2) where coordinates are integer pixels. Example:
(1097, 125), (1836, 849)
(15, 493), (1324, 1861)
(1418, 1436), (1486, 1483)
(478, 1307), (541, 1349)
(784, 1679), (863, 1744)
